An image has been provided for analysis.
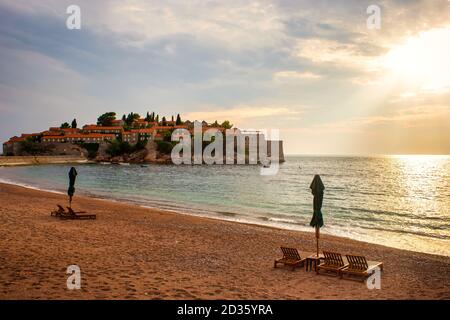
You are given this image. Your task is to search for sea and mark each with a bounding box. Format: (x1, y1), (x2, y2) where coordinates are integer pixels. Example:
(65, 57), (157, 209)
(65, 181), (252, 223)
(0, 155), (449, 256)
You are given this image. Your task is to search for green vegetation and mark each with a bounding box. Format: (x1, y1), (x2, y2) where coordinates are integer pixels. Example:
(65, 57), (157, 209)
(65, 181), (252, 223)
(176, 113), (182, 125)
(106, 140), (132, 157)
(221, 120), (233, 129)
(135, 139), (148, 150)
(106, 139), (147, 157)
(20, 138), (54, 155)
(97, 112), (116, 126)
(60, 122), (70, 129)
(163, 129), (175, 142)
(125, 112), (140, 126)
(71, 119), (77, 129)
(76, 142), (99, 159)
(162, 116), (167, 126)
(156, 140), (174, 154)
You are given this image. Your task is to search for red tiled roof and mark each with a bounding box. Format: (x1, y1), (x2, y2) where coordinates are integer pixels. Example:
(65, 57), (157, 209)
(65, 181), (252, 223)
(20, 133), (40, 138)
(65, 133), (115, 138)
(8, 136), (26, 143)
(61, 128), (80, 132)
(83, 125), (123, 131)
(188, 127), (225, 133)
(43, 133), (115, 139)
(153, 126), (174, 131)
(130, 128), (156, 133)
(41, 130), (62, 136)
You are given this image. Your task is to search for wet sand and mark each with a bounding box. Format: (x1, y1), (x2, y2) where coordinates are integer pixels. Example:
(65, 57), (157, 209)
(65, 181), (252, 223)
(0, 183), (448, 299)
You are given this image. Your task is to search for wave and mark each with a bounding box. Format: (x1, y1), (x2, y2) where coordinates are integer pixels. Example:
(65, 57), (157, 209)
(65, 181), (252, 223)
(0, 178), (65, 195)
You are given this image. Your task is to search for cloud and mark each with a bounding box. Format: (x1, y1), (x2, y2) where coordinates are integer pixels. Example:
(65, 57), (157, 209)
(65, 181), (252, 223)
(183, 105), (302, 123)
(299, 105), (450, 133)
(274, 70), (322, 81)
(85, 1), (286, 50)
(0, 0), (449, 154)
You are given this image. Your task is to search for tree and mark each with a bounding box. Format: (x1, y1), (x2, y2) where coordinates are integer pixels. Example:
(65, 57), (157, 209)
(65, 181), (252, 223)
(171, 115), (174, 122)
(78, 143), (99, 159)
(60, 122), (70, 129)
(163, 128), (175, 142)
(71, 119), (77, 129)
(125, 112), (140, 126)
(212, 120), (219, 127)
(150, 112), (155, 122)
(156, 141), (173, 154)
(97, 112), (116, 126)
(122, 114), (126, 121)
(106, 140), (132, 157)
(176, 114), (182, 125)
(155, 115), (159, 124)
(145, 111), (151, 122)
(21, 138), (54, 155)
(162, 116), (167, 126)
(221, 120), (233, 129)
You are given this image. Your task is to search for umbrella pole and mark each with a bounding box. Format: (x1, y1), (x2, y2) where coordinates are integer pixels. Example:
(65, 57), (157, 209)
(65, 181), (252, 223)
(315, 226), (320, 257)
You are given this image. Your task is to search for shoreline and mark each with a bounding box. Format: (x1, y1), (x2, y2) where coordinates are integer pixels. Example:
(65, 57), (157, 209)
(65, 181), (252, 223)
(0, 178), (448, 258)
(0, 182), (449, 299)
(0, 155), (92, 166)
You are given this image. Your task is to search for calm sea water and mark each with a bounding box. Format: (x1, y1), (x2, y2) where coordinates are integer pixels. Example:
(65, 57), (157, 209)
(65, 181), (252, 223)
(0, 155), (449, 256)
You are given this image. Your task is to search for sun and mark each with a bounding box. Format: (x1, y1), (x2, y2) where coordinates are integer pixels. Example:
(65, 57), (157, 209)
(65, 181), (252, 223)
(382, 26), (450, 93)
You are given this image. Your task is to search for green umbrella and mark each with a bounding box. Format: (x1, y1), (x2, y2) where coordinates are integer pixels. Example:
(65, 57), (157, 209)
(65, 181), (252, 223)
(68, 167), (77, 208)
(310, 174), (325, 256)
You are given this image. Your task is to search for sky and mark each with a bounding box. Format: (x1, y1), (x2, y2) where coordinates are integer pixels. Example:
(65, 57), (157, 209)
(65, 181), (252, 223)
(0, 0), (449, 155)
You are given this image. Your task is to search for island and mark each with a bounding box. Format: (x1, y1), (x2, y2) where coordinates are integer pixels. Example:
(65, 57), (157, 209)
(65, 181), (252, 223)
(2, 111), (284, 165)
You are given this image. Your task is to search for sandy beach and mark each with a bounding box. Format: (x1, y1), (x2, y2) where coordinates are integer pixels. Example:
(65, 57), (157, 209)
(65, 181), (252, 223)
(0, 182), (448, 300)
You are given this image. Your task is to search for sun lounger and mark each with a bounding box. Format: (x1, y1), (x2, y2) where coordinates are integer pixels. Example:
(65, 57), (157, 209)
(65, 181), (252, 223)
(316, 251), (348, 276)
(51, 205), (68, 217)
(340, 254), (383, 280)
(59, 207), (96, 220)
(274, 247), (307, 271)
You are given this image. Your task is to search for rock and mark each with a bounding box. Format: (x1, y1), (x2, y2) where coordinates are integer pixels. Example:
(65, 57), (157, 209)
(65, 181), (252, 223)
(144, 141), (158, 163)
(111, 156), (123, 163)
(95, 142), (111, 162)
(128, 149), (147, 163)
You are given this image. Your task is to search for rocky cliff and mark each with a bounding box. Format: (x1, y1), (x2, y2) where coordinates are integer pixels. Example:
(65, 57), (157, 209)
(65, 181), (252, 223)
(95, 141), (172, 164)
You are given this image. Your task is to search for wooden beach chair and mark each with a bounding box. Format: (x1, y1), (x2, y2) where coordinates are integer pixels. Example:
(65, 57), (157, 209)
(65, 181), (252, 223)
(316, 251), (348, 276)
(274, 247), (307, 271)
(51, 205), (68, 217)
(340, 254), (383, 280)
(59, 207), (96, 220)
